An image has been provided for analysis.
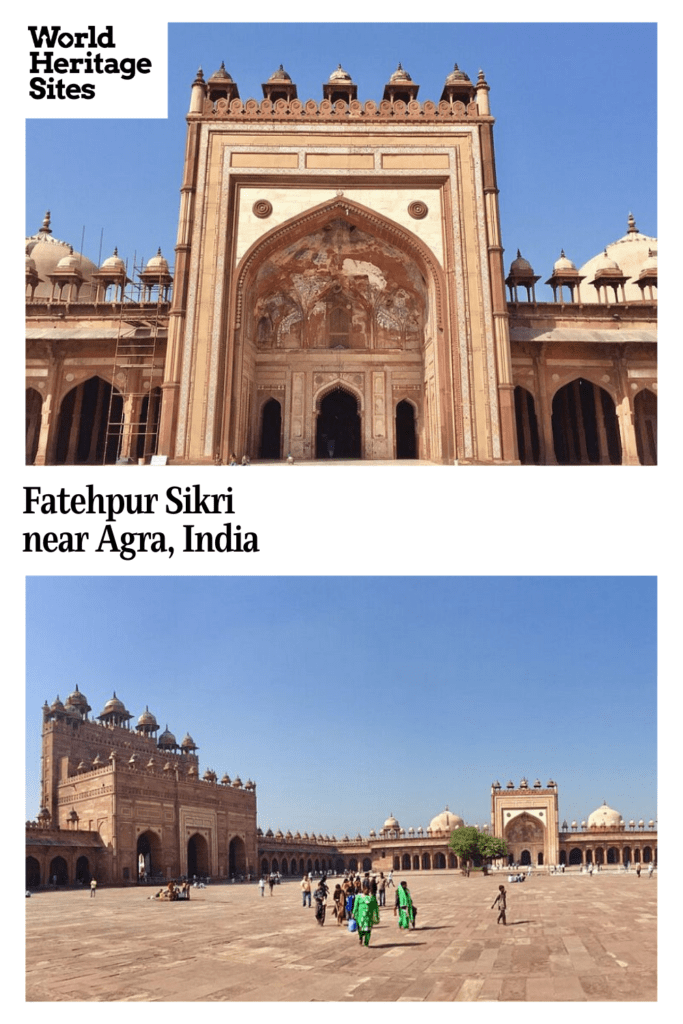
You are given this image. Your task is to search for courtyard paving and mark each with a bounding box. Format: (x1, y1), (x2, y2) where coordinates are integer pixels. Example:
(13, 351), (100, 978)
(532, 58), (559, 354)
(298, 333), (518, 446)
(25, 870), (656, 1002)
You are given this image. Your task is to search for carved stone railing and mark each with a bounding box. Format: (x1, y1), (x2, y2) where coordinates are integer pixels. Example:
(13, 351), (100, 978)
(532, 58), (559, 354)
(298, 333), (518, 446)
(203, 96), (483, 122)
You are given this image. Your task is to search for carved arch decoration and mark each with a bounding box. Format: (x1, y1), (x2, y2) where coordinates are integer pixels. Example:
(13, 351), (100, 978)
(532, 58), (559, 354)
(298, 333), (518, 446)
(234, 196), (445, 334)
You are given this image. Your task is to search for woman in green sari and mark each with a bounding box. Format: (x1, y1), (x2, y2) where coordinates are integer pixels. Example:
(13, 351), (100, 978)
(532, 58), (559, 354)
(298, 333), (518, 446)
(394, 881), (415, 929)
(352, 884), (380, 946)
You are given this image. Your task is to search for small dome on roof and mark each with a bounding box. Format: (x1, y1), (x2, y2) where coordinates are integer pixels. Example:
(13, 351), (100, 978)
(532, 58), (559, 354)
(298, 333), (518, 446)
(26, 250), (37, 271)
(137, 706), (158, 729)
(383, 813), (400, 831)
(390, 62), (412, 83)
(180, 732), (196, 749)
(445, 63), (471, 84)
(510, 251), (535, 274)
(25, 212), (98, 299)
(145, 248), (169, 272)
(554, 250), (577, 272)
(158, 725), (177, 748)
(595, 249), (622, 272)
(269, 64), (291, 81)
(641, 250), (657, 272)
(101, 248), (125, 271)
(210, 61), (233, 81)
(99, 692), (131, 719)
(56, 247), (82, 270)
(588, 801), (622, 828)
(65, 686), (89, 712)
(329, 64), (352, 82)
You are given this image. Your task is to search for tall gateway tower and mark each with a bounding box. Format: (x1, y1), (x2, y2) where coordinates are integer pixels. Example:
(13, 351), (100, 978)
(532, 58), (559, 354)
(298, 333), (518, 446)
(157, 61), (517, 464)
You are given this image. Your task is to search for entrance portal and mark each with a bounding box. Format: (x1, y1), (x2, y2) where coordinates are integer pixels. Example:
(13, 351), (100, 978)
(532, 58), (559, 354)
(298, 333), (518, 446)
(188, 833), (209, 877)
(395, 400), (417, 458)
(316, 387), (361, 459)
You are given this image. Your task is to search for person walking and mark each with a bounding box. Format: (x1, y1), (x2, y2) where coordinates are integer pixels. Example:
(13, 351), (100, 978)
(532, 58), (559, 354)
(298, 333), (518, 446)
(394, 881), (415, 930)
(648, 862), (654, 879)
(258, 877), (266, 897)
(492, 884), (507, 925)
(90, 878), (97, 898)
(352, 884), (380, 947)
(268, 874), (276, 896)
(377, 872), (387, 907)
(301, 875), (311, 907)
(636, 864), (642, 878)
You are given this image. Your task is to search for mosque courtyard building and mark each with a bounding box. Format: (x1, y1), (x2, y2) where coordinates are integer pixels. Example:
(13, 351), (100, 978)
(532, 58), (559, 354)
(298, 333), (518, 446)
(26, 689), (657, 887)
(26, 59), (656, 466)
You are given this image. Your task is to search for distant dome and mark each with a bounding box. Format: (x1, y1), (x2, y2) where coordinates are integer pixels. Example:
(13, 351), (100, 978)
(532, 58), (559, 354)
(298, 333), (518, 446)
(383, 814), (400, 831)
(268, 64), (291, 81)
(210, 61), (233, 81)
(445, 63), (471, 84)
(594, 250), (622, 272)
(100, 692), (128, 716)
(56, 247), (82, 270)
(158, 725), (177, 749)
(180, 732), (197, 750)
(390, 63), (412, 83)
(101, 247), (125, 271)
(510, 251), (534, 274)
(580, 214), (657, 300)
(145, 248), (169, 272)
(25, 212), (98, 299)
(137, 706), (158, 730)
(553, 250), (577, 272)
(588, 801), (622, 828)
(429, 808), (464, 833)
(65, 686), (90, 713)
(329, 64), (352, 82)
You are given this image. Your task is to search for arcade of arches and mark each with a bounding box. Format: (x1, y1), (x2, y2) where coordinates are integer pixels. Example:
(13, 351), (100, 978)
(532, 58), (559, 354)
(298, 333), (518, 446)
(28, 716), (657, 885)
(27, 61), (656, 464)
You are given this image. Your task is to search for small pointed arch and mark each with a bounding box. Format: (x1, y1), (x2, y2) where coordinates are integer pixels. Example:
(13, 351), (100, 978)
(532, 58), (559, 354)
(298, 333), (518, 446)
(26, 387), (43, 465)
(54, 376), (123, 465)
(514, 385), (541, 464)
(634, 387), (657, 465)
(395, 396), (418, 458)
(259, 396), (282, 459)
(315, 383), (361, 459)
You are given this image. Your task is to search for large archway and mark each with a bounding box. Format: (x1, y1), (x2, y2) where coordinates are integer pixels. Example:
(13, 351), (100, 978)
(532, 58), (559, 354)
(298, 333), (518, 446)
(226, 197), (446, 463)
(137, 830), (163, 880)
(552, 378), (622, 464)
(49, 856), (68, 885)
(229, 836), (246, 877)
(54, 376), (123, 465)
(26, 856), (41, 888)
(188, 833), (210, 877)
(316, 387), (361, 459)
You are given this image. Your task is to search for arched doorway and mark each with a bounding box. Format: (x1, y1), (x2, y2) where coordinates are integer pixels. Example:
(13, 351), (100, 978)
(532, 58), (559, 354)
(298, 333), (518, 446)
(520, 849), (532, 866)
(54, 376), (123, 464)
(434, 853), (446, 869)
(607, 847), (619, 865)
(569, 848), (582, 866)
(26, 856), (41, 888)
(514, 386), (541, 464)
(259, 398), (282, 459)
(395, 400), (417, 458)
(552, 378), (622, 464)
(229, 836), (246, 877)
(634, 389), (657, 465)
(316, 387), (361, 458)
(402, 853), (411, 870)
(49, 856), (68, 885)
(26, 388), (42, 465)
(137, 830), (163, 880)
(76, 856), (91, 883)
(188, 833), (209, 877)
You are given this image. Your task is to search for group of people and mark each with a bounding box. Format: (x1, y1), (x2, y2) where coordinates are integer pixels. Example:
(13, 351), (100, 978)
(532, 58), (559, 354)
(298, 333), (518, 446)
(150, 880), (192, 901)
(301, 872), (416, 948)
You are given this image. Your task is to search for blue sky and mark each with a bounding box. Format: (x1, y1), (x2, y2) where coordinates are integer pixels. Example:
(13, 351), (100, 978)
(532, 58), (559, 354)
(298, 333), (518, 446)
(26, 22), (657, 300)
(26, 576), (657, 835)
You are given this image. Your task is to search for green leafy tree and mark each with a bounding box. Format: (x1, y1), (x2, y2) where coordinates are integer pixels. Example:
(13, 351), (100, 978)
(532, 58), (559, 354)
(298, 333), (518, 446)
(448, 826), (507, 866)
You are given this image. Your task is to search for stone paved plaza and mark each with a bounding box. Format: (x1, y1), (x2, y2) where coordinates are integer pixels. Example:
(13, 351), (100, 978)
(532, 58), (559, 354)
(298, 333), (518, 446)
(26, 870), (656, 1002)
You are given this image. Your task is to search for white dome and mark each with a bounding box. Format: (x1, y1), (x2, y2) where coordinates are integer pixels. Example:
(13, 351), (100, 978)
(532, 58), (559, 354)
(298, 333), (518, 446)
(429, 807), (464, 833)
(588, 801), (622, 828)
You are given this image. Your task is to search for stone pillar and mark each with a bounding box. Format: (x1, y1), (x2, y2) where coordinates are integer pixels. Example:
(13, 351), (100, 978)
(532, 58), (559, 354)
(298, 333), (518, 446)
(65, 384), (84, 464)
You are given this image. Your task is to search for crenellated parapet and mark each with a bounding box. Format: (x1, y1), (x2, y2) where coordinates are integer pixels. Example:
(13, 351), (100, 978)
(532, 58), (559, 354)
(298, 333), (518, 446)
(201, 95), (485, 122)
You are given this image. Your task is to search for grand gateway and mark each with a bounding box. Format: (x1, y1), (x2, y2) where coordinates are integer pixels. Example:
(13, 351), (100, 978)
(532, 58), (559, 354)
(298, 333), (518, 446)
(26, 60), (657, 466)
(26, 688), (657, 887)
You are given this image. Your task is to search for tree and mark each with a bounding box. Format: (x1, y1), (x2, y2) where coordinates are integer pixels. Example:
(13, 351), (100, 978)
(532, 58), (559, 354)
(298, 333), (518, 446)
(448, 826), (507, 867)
